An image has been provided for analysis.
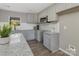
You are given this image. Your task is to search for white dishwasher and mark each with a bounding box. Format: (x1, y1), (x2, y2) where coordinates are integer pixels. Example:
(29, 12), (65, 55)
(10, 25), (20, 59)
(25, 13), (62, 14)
(43, 32), (59, 52)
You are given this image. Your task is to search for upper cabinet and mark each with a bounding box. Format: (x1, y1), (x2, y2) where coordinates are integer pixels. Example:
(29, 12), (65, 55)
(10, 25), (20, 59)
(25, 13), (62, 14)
(38, 5), (58, 23)
(27, 14), (37, 24)
(38, 8), (48, 18)
(33, 14), (38, 24)
(38, 3), (79, 23)
(48, 5), (57, 21)
(38, 8), (49, 23)
(55, 3), (79, 13)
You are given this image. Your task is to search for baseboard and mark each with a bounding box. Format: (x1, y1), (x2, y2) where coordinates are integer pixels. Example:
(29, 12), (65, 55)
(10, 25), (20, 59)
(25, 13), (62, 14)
(51, 50), (59, 53)
(59, 48), (74, 56)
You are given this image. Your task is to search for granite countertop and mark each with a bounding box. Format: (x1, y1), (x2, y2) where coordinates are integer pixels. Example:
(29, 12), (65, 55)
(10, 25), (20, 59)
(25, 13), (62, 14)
(0, 33), (33, 56)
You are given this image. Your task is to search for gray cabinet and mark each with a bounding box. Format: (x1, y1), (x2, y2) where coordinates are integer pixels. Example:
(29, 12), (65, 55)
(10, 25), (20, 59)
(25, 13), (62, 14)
(38, 5), (58, 23)
(15, 30), (35, 40)
(27, 14), (37, 24)
(26, 30), (35, 40)
(48, 5), (57, 21)
(50, 34), (59, 51)
(43, 33), (50, 49)
(36, 30), (41, 42)
(43, 32), (59, 52)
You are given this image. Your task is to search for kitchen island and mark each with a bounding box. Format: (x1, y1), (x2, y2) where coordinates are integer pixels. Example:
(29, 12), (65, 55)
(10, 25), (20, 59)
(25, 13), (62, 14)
(0, 33), (33, 56)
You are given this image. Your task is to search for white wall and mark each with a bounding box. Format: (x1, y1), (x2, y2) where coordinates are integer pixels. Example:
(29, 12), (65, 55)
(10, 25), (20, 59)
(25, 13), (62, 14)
(59, 9), (79, 56)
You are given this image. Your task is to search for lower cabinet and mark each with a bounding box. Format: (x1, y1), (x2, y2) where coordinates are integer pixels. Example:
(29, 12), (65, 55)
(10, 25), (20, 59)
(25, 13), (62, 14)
(43, 33), (50, 50)
(43, 32), (59, 52)
(15, 30), (35, 40)
(26, 30), (35, 40)
(36, 30), (41, 42)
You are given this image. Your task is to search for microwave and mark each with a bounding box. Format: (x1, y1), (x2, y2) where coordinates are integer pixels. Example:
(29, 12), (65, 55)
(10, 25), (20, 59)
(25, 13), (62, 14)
(40, 16), (48, 23)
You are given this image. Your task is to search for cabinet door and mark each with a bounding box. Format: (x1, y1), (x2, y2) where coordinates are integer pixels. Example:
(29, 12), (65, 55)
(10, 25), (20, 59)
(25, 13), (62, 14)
(43, 33), (50, 49)
(36, 30), (41, 42)
(27, 14), (34, 23)
(50, 34), (59, 51)
(26, 30), (35, 40)
(39, 9), (48, 18)
(48, 6), (57, 21)
(38, 9), (48, 23)
(42, 9), (48, 17)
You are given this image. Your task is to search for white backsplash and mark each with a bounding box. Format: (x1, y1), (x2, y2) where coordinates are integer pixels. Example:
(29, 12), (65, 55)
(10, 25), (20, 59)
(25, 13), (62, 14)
(39, 22), (59, 32)
(0, 22), (36, 30)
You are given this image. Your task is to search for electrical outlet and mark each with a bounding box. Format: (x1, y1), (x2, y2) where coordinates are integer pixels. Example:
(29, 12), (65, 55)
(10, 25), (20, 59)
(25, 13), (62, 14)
(69, 44), (76, 51)
(67, 44), (76, 55)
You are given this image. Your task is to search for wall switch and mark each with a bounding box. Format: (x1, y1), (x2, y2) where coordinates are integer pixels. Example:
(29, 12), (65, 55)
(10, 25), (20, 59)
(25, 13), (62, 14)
(64, 26), (67, 30)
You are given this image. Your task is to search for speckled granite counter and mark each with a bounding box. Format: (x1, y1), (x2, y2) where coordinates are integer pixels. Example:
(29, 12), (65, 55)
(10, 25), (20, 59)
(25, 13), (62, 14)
(0, 33), (33, 56)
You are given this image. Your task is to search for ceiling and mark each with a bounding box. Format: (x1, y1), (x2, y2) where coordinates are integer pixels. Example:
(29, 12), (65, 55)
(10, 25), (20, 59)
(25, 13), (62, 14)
(0, 3), (53, 13)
